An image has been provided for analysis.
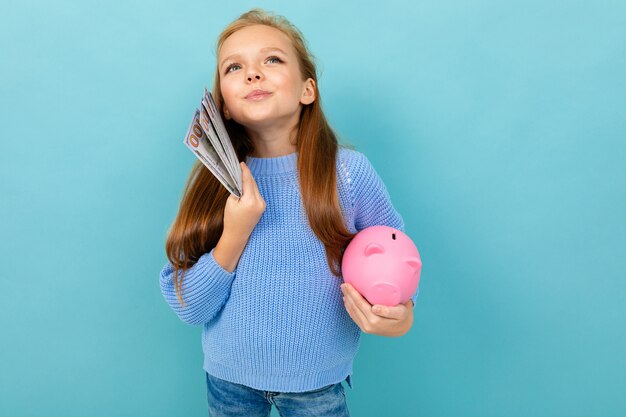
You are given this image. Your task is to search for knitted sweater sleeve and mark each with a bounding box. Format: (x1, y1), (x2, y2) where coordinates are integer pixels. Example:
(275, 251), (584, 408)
(347, 151), (405, 233)
(346, 150), (419, 307)
(159, 248), (236, 325)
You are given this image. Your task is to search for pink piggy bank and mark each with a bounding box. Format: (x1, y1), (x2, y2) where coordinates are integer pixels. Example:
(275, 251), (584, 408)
(342, 225), (422, 306)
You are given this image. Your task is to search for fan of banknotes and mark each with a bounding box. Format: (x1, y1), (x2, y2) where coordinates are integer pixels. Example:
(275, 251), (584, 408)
(183, 88), (243, 197)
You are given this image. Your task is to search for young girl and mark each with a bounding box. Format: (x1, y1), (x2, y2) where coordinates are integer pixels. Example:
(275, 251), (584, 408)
(160, 8), (417, 417)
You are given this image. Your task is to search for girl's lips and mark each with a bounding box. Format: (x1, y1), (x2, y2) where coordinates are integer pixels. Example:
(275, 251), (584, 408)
(246, 93), (272, 101)
(245, 90), (272, 100)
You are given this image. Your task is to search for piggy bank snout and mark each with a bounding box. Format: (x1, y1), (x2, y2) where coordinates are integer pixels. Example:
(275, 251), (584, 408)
(368, 282), (402, 306)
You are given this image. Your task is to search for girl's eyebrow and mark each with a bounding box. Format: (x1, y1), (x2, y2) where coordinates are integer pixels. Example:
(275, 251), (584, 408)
(220, 47), (288, 70)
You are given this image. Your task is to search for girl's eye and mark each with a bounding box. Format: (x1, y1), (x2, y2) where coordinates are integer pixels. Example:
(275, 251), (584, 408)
(266, 56), (283, 64)
(225, 56), (283, 74)
(225, 64), (241, 74)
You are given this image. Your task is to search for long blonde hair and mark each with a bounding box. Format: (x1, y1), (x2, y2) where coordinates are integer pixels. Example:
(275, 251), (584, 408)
(166, 8), (355, 305)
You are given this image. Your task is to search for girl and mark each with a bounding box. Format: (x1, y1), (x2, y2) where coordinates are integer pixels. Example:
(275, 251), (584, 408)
(160, 8), (417, 417)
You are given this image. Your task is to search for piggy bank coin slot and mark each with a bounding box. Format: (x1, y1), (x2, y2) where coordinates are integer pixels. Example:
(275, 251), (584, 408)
(392, 233), (396, 240)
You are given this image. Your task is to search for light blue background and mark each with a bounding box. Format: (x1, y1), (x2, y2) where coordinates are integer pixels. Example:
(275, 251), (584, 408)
(1, 1), (624, 416)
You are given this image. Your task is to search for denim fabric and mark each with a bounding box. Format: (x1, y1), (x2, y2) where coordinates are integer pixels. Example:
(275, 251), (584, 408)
(205, 372), (351, 417)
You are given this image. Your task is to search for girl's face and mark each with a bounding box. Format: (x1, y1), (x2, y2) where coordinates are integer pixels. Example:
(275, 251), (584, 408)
(218, 25), (315, 131)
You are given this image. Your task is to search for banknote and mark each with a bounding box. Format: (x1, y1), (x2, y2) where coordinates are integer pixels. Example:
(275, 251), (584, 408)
(183, 89), (243, 197)
(201, 88), (242, 192)
(183, 106), (241, 197)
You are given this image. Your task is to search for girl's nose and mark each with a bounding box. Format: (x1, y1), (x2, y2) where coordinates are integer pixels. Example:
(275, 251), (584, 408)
(247, 72), (262, 82)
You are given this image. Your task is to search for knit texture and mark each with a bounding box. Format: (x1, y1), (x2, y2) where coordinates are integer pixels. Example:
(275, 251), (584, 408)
(159, 147), (418, 393)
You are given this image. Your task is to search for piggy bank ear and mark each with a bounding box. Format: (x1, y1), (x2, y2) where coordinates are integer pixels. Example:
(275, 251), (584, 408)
(405, 257), (422, 272)
(364, 243), (385, 257)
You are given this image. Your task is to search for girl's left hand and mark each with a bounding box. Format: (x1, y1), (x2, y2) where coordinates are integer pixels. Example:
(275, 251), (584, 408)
(340, 283), (414, 337)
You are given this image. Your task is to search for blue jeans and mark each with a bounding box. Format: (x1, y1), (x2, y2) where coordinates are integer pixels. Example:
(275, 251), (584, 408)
(205, 372), (351, 417)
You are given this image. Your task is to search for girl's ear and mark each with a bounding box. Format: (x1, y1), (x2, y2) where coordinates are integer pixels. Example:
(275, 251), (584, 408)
(223, 107), (231, 120)
(300, 78), (316, 105)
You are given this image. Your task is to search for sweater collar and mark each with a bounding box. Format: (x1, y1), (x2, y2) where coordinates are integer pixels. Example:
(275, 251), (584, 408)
(245, 152), (298, 176)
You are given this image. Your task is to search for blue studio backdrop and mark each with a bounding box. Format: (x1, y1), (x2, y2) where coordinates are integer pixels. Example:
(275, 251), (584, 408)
(1, 1), (624, 416)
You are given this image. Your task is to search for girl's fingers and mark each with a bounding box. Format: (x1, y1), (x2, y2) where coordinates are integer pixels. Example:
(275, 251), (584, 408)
(371, 304), (405, 320)
(343, 294), (368, 330)
(342, 284), (376, 321)
(239, 162), (252, 196)
(240, 161), (262, 200)
(341, 284), (375, 328)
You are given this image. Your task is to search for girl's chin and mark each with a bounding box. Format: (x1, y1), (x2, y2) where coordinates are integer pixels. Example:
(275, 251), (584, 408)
(236, 114), (282, 127)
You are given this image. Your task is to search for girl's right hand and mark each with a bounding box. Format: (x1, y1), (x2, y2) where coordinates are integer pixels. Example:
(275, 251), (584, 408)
(222, 161), (266, 239)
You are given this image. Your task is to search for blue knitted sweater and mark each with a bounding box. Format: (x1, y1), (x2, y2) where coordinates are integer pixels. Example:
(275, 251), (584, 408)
(159, 147), (417, 393)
